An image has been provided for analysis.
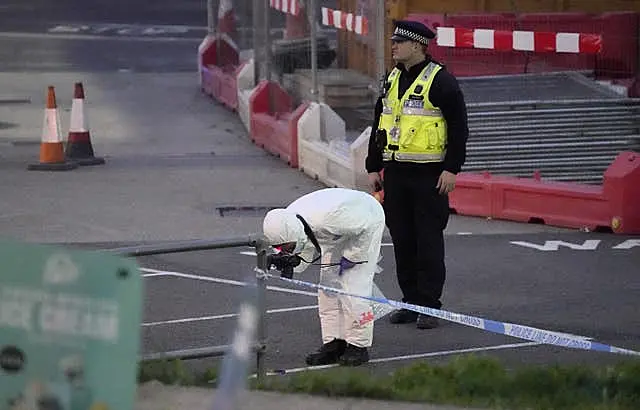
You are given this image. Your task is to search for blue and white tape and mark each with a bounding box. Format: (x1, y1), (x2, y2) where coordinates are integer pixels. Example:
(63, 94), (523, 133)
(265, 273), (640, 357)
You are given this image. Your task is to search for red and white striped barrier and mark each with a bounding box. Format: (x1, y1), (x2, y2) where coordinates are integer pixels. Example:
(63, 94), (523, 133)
(269, 0), (300, 16)
(436, 27), (602, 53)
(321, 7), (369, 35)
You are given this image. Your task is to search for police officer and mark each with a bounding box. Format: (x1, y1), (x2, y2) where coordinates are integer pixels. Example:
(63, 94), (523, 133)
(366, 20), (469, 329)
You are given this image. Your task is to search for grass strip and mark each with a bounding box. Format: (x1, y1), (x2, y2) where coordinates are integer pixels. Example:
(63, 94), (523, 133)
(138, 354), (640, 410)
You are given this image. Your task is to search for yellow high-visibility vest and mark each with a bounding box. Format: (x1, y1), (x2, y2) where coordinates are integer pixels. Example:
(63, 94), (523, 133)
(378, 62), (447, 163)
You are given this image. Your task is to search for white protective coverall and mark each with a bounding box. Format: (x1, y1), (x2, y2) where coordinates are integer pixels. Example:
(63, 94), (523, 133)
(263, 187), (386, 348)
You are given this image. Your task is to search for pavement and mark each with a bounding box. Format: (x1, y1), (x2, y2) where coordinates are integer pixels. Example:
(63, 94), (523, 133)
(1, 2), (639, 409)
(136, 380), (486, 410)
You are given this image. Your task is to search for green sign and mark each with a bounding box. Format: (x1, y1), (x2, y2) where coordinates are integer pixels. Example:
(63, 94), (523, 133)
(0, 239), (142, 410)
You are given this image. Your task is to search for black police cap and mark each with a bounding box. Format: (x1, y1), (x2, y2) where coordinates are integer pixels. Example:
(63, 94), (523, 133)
(390, 20), (436, 45)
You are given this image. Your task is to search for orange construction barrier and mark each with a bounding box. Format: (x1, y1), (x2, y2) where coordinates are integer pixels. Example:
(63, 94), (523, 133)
(65, 82), (105, 166)
(28, 86), (78, 171)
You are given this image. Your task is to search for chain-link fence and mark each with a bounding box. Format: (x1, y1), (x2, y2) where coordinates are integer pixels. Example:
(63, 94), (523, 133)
(262, 0), (383, 131)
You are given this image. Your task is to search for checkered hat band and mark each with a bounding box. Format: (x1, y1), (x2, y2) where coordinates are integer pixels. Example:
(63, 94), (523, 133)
(394, 28), (429, 44)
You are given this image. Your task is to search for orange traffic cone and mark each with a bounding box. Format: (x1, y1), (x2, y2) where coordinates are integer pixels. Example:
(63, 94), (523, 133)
(28, 86), (78, 171)
(65, 82), (105, 166)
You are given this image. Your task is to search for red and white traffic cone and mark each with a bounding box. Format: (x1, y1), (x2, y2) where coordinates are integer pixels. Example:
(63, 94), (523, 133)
(28, 86), (78, 171)
(65, 82), (105, 166)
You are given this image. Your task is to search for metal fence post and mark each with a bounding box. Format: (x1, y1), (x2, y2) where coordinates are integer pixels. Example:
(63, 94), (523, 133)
(253, 0), (262, 86)
(375, 0), (386, 84)
(207, 0), (216, 34)
(264, 0), (272, 83)
(254, 237), (270, 381)
(264, 0), (273, 114)
(309, 0), (319, 103)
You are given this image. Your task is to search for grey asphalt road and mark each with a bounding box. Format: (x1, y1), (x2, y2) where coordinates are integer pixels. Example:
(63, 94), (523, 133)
(98, 231), (640, 376)
(0, 0), (336, 72)
(0, 0), (205, 72)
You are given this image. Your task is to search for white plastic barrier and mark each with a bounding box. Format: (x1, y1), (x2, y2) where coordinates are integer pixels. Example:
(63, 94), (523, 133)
(236, 58), (256, 133)
(297, 102), (371, 189)
(350, 126), (372, 191)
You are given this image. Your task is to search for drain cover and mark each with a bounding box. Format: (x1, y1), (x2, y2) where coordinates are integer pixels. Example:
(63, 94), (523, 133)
(0, 121), (17, 130)
(216, 205), (283, 217)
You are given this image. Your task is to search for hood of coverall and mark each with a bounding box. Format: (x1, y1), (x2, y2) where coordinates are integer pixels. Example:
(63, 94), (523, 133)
(263, 208), (317, 273)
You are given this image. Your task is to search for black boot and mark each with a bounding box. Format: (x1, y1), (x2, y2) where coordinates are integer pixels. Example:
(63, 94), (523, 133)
(338, 344), (369, 367)
(305, 338), (347, 366)
(416, 314), (440, 329)
(388, 308), (418, 324)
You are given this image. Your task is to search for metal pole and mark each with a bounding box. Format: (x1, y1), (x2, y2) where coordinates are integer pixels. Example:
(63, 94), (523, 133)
(264, 0), (272, 83)
(375, 0), (386, 83)
(254, 238), (270, 381)
(264, 0), (274, 114)
(252, 0), (262, 86)
(210, 272), (262, 410)
(139, 343), (264, 362)
(213, 0), (221, 69)
(309, 0), (318, 103)
(106, 236), (257, 257)
(207, 0), (216, 34)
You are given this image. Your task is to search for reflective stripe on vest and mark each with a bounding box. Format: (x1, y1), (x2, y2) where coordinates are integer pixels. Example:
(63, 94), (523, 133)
(402, 107), (443, 116)
(382, 151), (445, 162)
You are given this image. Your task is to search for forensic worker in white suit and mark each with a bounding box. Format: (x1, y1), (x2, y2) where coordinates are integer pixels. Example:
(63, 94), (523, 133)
(263, 187), (386, 366)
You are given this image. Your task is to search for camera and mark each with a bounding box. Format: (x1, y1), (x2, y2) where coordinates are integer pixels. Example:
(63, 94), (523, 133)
(267, 253), (301, 279)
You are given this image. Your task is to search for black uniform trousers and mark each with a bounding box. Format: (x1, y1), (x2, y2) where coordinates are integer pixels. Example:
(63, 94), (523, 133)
(382, 163), (450, 309)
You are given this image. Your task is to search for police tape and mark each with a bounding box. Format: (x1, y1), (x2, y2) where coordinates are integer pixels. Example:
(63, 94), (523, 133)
(262, 272), (640, 357)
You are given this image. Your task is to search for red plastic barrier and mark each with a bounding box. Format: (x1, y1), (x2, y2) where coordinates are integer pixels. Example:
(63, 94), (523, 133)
(491, 174), (610, 231)
(249, 81), (307, 168)
(199, 35), (241, 110)
(603, 151), (640, 233)
(449, 172), (494, 217)
(370, 153), (639, 233)
(490, 151), (640, 233)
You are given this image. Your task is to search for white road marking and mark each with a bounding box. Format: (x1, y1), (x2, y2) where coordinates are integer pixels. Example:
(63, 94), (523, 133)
(48, 23), (207, 34)
(510, 240), (601, 252)
(143, 305), (318, 327)
(142, 273), (169, 278)
(249, 341), (541, 377)
(139, 267), (318, 297)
